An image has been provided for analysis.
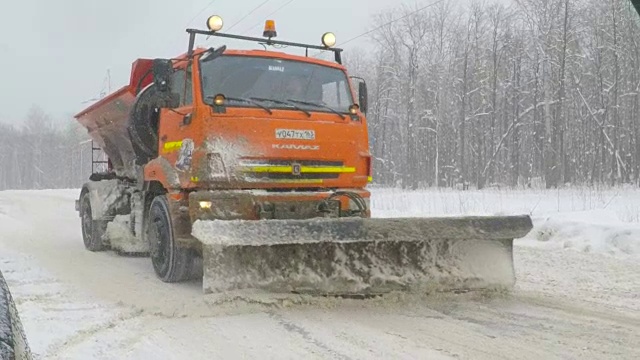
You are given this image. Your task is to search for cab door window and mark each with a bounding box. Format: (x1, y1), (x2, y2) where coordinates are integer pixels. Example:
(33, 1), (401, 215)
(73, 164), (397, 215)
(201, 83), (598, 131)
(171, 67), (193, 106)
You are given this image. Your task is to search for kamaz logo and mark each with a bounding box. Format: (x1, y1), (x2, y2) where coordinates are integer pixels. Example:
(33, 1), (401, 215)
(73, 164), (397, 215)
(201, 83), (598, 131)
(272, 144), (320, 151)
(269, 65), (285, 72)
(292, 163), (302, 175)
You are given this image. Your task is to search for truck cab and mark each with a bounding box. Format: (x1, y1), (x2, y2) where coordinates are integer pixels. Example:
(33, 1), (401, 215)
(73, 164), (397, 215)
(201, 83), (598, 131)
(145, 47), (372, 193)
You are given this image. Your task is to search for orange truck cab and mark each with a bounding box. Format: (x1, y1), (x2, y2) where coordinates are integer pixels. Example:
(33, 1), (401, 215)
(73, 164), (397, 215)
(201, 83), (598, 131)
(74, 17), (373, 283)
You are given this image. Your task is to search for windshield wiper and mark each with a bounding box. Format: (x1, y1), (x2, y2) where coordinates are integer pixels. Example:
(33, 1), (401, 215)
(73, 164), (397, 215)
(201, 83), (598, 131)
(249, 97), (311, 117)
(206, 95), (273, 115)
(286, 99), (347, 119)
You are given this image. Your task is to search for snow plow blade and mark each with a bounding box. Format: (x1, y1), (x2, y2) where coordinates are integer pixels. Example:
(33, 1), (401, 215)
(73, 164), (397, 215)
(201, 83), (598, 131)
(192, 215), (533, 296)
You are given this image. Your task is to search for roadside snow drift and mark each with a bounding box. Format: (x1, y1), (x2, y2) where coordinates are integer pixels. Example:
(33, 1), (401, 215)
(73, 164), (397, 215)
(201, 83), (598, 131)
(371, 187), (640, 257)
(520, 210), (640, 256)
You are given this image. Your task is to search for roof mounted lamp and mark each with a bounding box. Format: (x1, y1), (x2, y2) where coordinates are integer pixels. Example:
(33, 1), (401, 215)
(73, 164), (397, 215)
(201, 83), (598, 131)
(321, 32), (336, 48)
(207, 15), (224, 32)
(263, 20), (277, 38)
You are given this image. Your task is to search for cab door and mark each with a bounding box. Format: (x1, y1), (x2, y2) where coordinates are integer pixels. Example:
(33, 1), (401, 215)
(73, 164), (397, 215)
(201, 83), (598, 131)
(157, 63), (197, 187)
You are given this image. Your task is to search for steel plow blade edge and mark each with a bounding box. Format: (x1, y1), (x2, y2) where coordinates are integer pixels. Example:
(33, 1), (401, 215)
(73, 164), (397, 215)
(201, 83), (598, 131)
(192, 215), (533, 296)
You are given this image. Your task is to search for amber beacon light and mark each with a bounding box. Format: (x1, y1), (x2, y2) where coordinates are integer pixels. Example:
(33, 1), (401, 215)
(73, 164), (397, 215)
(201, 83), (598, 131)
(263, 20), (277, 38)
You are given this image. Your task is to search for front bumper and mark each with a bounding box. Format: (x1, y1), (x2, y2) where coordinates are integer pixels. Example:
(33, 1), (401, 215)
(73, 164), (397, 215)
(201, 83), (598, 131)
(188, 189), (371, 222)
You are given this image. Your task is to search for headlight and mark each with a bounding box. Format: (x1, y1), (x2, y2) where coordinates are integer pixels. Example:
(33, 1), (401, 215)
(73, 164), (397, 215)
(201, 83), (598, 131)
(199, 201), (213, 209)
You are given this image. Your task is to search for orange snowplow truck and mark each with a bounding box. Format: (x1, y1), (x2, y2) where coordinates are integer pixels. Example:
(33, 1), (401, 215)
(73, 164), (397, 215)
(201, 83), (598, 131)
(74, 16), (532, 296)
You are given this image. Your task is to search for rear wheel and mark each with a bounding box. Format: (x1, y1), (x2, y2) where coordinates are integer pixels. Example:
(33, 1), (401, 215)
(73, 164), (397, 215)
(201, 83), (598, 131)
(147, 195), (194, 282)
(80, 194), (107, 252)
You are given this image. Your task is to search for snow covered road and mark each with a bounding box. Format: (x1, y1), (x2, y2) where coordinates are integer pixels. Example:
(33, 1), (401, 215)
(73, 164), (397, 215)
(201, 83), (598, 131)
(0, 189), (639, 359)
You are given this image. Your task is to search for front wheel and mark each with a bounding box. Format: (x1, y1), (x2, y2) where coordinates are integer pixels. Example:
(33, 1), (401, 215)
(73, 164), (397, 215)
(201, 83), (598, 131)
(147, 195), (194, 282)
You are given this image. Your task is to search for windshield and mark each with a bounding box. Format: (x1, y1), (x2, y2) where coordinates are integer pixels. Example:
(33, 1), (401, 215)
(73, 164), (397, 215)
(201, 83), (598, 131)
(199, 55), (354, 114)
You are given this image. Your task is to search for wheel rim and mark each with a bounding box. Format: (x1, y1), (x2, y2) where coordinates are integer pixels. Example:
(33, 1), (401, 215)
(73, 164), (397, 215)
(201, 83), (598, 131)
(150, 205), (172, 277)
(81, 197), (93, 247)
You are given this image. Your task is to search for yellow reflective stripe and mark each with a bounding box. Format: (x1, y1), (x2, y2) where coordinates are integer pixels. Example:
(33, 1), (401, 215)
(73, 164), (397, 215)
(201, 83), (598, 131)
(302, 166), (356, 174)
(243, 166), (292, 173)
(240, 166), (356, 173)
(163, 141), (183, 152)
(367, 176), (373, 182)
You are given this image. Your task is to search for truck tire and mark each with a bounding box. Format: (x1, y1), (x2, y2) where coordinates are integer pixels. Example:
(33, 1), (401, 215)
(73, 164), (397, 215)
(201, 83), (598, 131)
(147, 195), (193, 282)
(80, 194), (107, 252)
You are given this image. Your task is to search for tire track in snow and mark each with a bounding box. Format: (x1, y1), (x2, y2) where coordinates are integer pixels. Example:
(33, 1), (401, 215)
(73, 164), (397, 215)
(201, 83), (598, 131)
(513, 292), (640, 327)
(44, 308), (145, 359)
(267, 311), (353, 360)
(400, 291), (640, 359)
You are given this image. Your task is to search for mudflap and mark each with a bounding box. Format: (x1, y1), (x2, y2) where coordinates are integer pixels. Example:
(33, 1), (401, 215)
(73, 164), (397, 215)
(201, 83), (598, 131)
(192, 215), (533, 296)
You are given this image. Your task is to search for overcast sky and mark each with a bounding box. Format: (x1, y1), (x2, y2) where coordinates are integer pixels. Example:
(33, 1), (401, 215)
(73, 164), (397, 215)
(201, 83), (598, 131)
(0, 0), (488, 124)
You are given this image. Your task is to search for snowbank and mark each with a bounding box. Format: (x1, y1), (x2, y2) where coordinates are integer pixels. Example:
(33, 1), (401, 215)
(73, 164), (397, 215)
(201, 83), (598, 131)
(370, 187), (640, 257)
(518, 210), (640, 256)
(369, 186), (640, 221)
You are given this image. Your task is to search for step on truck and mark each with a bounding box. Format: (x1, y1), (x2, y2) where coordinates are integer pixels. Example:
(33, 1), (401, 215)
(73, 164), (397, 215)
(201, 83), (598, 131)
(74, 16), (533, 296)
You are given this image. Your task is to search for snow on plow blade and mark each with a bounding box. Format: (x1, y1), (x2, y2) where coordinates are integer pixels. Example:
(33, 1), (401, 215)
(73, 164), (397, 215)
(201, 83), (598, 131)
(192, 215), (533, 296)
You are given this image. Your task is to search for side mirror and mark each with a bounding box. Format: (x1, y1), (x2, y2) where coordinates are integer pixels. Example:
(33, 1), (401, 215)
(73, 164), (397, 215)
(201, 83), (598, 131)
(152, 59), (173, 92)
(358, 81), (368, 114)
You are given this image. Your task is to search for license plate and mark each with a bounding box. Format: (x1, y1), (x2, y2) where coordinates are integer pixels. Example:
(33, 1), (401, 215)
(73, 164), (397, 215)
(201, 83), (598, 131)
(275, 129), (315, 140)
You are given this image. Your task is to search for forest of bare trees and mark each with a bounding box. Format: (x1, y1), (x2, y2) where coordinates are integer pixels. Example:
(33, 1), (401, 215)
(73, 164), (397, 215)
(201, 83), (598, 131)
(348, 0), (640, 189)
(2, 0), (640, 191)
(0, 106), (93, 190)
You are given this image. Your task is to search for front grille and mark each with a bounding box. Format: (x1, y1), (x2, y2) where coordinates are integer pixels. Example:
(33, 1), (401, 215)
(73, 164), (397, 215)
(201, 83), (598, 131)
(238, 159), (353, 183)
(241, 159), (344, 167)
(250, 173), (339, 180)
